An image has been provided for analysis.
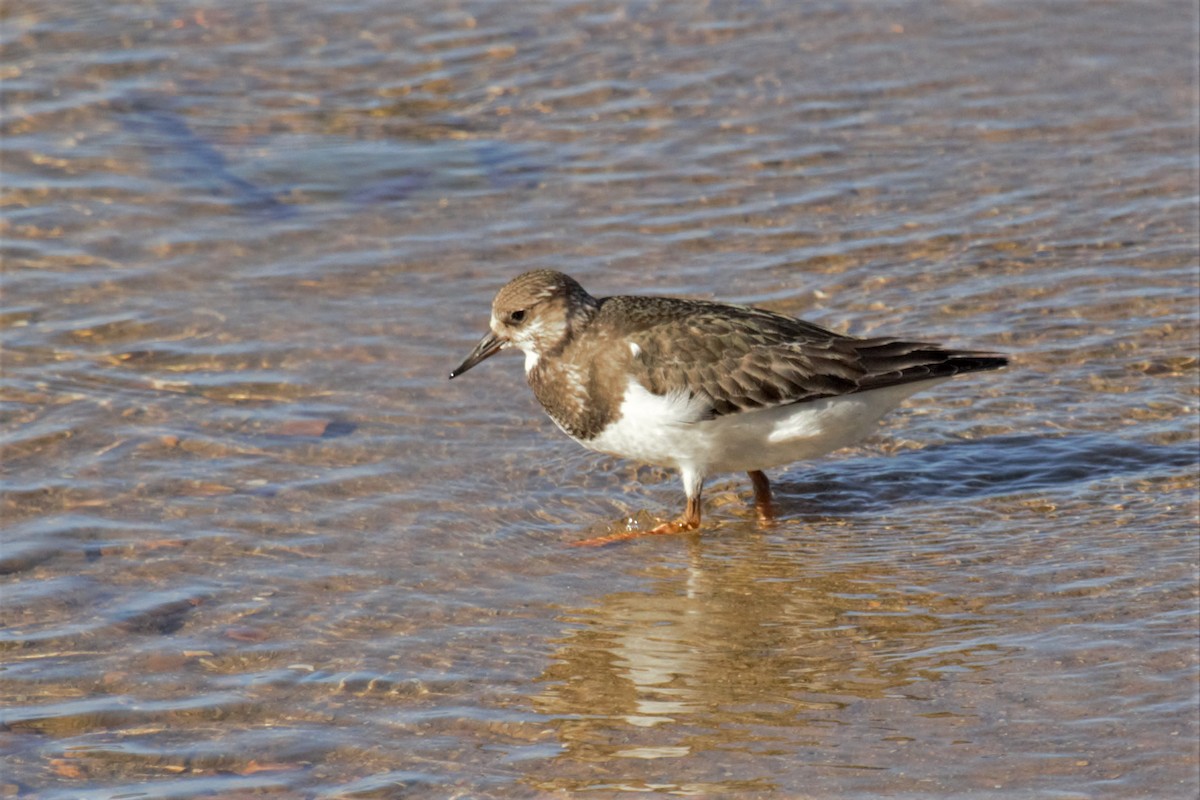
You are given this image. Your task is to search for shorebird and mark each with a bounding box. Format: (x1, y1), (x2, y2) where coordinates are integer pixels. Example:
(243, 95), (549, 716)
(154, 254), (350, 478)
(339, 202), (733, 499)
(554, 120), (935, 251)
(450, 270), (1006, 544)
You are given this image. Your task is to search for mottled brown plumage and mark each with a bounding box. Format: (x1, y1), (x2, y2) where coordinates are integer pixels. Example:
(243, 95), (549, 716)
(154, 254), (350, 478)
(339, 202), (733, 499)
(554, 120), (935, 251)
(597, 295), (1003, 417)
(450, 269), (1007, 541)
(506, 280), (1005, 439)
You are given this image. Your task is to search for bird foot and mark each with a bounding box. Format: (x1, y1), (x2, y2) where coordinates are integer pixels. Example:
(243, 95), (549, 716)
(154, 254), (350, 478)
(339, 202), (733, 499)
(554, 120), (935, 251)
(569, 515), (700, 548)
(648, 516), (701, 536)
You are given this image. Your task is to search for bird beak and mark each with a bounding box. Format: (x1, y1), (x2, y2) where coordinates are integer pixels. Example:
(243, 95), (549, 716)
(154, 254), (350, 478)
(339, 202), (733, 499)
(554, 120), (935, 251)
(449, 330), (505, 379)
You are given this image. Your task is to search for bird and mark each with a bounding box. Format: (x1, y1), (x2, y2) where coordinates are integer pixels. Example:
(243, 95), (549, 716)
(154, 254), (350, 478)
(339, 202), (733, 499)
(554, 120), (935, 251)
(449, 270), (1006, 545)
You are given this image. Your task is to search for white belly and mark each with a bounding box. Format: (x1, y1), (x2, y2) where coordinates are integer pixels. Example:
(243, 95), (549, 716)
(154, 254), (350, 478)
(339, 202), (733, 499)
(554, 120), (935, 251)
(581, 378), (946, 476)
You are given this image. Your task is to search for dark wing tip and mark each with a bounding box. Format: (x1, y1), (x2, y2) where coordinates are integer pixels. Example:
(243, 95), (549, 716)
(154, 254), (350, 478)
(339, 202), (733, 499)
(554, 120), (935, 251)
(852, 341), (1009, 391)
(941, 352), (1009, 374)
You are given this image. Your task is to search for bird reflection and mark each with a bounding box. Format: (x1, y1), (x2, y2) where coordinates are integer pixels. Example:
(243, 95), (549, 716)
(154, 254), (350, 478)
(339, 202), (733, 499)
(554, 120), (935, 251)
(531, 532), (1003, 789)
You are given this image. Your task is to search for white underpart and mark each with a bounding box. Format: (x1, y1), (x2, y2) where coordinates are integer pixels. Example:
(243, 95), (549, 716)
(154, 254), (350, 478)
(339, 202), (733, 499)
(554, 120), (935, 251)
(584, 377), (949, 496)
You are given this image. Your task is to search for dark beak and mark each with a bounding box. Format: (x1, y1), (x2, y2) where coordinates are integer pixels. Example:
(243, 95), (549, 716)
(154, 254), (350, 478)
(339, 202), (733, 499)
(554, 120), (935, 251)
(449, 330), (504, 379)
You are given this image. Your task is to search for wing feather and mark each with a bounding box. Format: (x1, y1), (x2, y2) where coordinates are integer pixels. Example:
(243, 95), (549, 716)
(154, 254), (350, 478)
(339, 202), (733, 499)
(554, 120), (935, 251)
(594, 296), (1005, 417)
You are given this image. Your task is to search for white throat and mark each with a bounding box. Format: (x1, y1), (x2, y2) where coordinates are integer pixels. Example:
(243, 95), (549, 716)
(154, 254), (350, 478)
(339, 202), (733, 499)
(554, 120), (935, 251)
(523, 348), (540, 374)
(512, 318), (555, 375)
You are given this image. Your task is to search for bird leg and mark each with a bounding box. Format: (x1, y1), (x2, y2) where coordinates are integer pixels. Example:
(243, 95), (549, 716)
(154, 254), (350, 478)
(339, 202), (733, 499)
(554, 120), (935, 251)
(748, 470), (775, 524)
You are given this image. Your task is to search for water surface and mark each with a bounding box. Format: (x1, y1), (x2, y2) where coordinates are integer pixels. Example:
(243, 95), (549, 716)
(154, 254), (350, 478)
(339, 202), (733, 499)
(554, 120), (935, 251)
(2, 0), (1197, 797)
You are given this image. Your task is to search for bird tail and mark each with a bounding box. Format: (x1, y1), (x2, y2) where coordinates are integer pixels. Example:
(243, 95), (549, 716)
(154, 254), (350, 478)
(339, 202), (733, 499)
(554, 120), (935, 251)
(855, 339), (1008, 389)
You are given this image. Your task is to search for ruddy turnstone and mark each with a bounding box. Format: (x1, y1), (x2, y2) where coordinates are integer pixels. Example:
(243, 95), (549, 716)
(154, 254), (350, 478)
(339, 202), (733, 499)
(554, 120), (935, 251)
(450, 270), (1006, 543)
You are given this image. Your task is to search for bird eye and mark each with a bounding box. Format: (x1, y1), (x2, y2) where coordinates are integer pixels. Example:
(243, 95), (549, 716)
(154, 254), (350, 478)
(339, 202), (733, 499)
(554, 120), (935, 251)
(509, 309), (526, 324)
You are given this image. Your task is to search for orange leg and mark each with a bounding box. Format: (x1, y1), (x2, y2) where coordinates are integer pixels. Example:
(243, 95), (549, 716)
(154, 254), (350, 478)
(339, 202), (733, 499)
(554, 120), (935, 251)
(571, 494), (702, 547)
(748, 470), (775, 524)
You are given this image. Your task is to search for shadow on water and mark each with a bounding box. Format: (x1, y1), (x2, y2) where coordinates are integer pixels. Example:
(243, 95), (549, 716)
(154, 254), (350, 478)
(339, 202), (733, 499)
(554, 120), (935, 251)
(775, 434), (1198, 517)
(112, 91), (546, 216)
(344, 139), (546, 205)
(112, 92), (297, 220)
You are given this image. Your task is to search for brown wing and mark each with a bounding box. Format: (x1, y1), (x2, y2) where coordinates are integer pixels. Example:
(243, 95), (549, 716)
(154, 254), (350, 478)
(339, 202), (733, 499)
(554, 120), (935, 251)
(597, 296), (1006, 418)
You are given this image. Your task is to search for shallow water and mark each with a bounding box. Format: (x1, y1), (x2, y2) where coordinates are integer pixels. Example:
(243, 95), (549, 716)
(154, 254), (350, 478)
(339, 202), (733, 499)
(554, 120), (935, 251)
(2, 0), (1198, 797)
